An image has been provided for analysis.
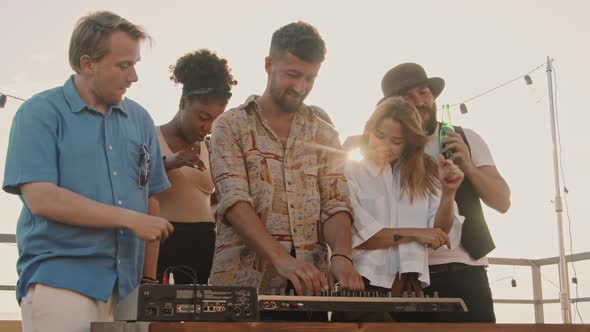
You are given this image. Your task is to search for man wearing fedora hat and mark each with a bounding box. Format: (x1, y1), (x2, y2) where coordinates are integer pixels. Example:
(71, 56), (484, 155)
(380, 63), (446, 136)
(375, 63), (510, 322)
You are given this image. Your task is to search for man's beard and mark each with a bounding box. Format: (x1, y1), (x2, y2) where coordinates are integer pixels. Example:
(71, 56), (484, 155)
(269, 84), (305, 113)
(416, 102), (438, 135)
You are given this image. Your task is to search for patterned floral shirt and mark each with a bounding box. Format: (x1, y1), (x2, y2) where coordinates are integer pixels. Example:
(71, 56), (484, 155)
(209, 95), (352, 293)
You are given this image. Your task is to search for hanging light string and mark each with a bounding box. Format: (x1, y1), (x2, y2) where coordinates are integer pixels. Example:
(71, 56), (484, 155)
(446, 58), (583, 323)
(449, 61), (547, 111)
(2, 62), (548, 109)
(0, 92), (27, 102)
(0, 92), (27, 109)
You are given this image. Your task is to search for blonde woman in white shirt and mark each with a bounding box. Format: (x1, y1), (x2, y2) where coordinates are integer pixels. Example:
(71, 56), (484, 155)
(344, 97), (464, 308)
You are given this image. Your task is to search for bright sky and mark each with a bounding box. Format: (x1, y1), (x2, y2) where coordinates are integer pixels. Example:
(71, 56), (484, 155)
(1, 0), (589, 323)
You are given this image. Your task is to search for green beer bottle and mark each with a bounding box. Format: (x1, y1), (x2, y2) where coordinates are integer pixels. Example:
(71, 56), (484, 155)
(439, 104), (455, 159)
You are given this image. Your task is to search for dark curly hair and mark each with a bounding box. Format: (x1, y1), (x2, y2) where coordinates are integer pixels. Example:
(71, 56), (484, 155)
(270, 21), (326, 63)
(170, 49), (237, 102)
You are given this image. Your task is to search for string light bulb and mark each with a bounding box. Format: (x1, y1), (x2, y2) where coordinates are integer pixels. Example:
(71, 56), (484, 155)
(449, 61), (546, 112)
(459, 103), (468, 114)
(524, 75), (542, 104)
(0, 92), (27, 109)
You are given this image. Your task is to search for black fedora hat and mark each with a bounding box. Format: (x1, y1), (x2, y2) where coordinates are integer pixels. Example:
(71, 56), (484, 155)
(381, 63), (445, 99)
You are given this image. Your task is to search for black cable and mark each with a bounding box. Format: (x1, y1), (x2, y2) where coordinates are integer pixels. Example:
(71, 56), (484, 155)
(193, 281), (198, 320)
(551, 63), (583, 323)
(489, 276), (514, 285)
(450, 62), (546, 108)
(527, 259), (561, 290)
(0, 92), (27, 101)
(164, 265), (198, 284)
(162, 265), (200, 319)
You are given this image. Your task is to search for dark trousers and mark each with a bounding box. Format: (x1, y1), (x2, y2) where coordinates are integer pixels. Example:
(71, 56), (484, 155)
(396, 264), (496, 323)
(156, 222), (215, 285)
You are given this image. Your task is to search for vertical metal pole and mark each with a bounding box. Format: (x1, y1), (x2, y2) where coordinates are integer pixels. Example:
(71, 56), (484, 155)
(531, 262), (544, 323)
(545, 56), (572, 323)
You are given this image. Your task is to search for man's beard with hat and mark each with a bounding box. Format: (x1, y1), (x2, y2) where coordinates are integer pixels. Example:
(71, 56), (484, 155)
(414, 103), (438, 136)
(380, 63), (445, 135)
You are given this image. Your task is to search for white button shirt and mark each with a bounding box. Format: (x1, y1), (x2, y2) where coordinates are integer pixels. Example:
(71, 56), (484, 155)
(345, 158), (463, 289)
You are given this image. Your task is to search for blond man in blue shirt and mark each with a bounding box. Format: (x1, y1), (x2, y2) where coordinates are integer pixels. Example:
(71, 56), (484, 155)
(3, 11), (172, 332)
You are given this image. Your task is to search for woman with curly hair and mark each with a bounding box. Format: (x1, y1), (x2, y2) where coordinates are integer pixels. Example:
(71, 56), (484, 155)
(143, 49), (237, 285)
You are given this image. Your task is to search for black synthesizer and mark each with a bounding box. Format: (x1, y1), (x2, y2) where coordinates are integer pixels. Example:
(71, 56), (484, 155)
(115, 284), (259, 322)
(258, 289), (468, 313)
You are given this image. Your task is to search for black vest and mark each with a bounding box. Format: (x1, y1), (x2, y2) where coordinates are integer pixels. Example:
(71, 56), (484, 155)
(450, 125), (496, 260)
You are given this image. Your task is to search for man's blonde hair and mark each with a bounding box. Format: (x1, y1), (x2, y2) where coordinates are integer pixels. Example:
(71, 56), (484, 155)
(68, 11), (150, 73)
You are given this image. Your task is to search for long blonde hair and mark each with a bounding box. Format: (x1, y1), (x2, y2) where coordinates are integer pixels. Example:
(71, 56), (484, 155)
(362, 97), (439, 202)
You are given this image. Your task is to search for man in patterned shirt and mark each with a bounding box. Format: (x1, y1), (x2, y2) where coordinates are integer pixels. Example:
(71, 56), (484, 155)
(209, 22), (364, 308)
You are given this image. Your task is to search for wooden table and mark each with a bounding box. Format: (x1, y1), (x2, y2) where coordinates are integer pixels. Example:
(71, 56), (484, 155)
(91, 321), (590, 332)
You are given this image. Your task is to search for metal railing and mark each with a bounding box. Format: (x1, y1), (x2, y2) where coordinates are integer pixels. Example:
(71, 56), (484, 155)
(0, 233), (588, 323)
(488, 253), (589, 323)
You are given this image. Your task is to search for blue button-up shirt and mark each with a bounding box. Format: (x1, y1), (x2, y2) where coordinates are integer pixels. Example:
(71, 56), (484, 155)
(2, 76), (170, 303)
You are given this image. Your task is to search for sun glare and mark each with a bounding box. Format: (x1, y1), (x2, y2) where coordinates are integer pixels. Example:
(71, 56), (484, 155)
(348, 148), (363, 161)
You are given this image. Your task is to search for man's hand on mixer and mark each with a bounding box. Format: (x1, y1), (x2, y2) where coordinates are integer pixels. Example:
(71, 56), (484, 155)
(273, 255), (328, 296)
(328, 254), (365, 291)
